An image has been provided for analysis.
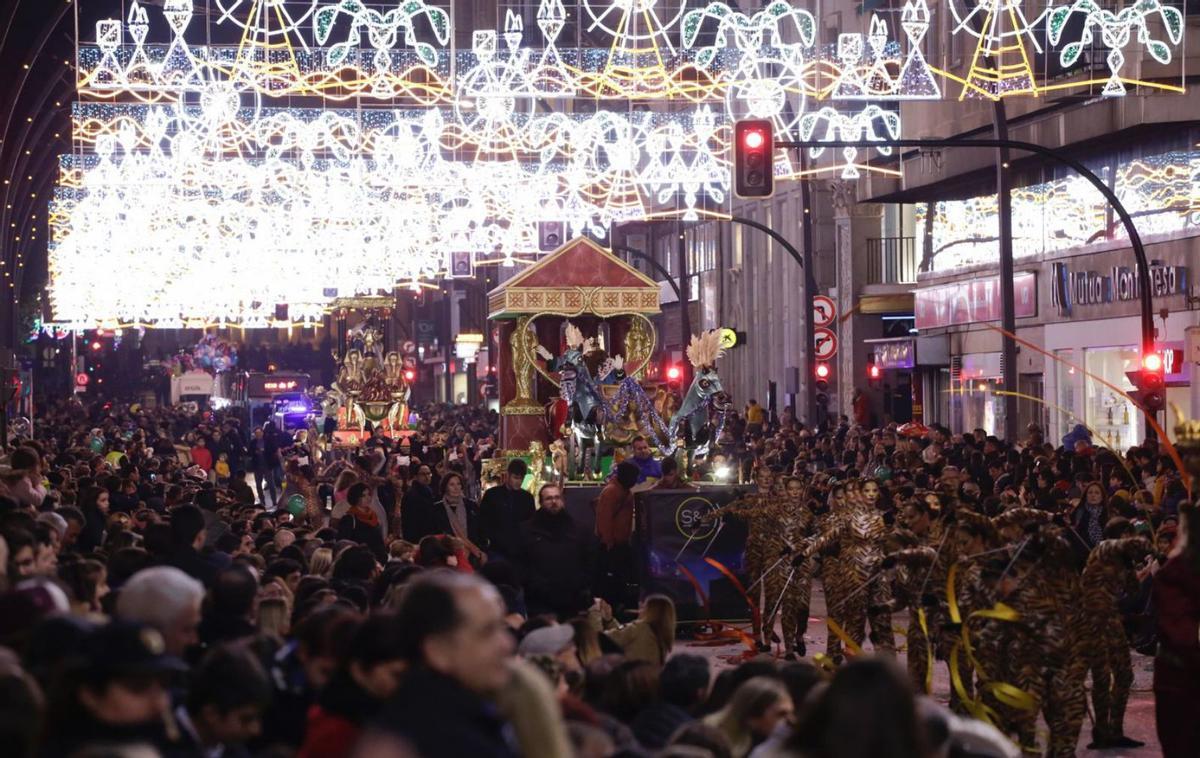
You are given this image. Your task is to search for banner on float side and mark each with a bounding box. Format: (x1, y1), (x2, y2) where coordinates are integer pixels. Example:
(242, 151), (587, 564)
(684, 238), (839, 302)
(636, 487), (752, 621)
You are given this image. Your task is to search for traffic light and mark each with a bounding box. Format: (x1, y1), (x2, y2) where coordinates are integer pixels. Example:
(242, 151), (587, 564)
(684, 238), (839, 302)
(1139, 351), (1166, 413)
(867, 357), (882, 385)
(734, 119), (774, 198)
(814, 362), (830, 392)
(403, 369), (416, 383)
(666, 364), (683, 384)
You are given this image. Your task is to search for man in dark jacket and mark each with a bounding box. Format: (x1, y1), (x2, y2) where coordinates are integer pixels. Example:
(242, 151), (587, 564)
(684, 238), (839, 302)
(369, 572), (517, 758)
(165, 504), (219, 587)
(631, 654), (710, 749)
(518, 484), (598, 619)
(401, 464), (438, 542)
(477, 459), (536, 560)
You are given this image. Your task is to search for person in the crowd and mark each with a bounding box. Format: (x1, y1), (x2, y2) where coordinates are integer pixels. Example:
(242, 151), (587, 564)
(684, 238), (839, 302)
(1153, 501), (1200, 757)
(369, 571), (517, 757)
(628, 436), (663, 488)
(115, 566), (205, 659)
(172, 643), (272, 758)
(654, 456), (694, 490)
(595, 461), (639, 610)
(400, 464), (438, 543)
(40, 621), (184, 756)
(429, 472), (482, 558)
(631, 653), (710, 749)
(784, 658), (925, 758)
(338, 482), (387, 561)
(703, 676), (794, 758)
(198, 565), (260, 648)
(518, 484), (597, 619)
(478, 458), (536, 561)
(299, 613), (406, 758)
(593, 594), (676, 666)
(165, 504), (220, 586)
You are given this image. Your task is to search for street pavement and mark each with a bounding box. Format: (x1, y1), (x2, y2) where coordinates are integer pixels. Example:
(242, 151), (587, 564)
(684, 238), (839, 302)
(679, 584), (1163, 756)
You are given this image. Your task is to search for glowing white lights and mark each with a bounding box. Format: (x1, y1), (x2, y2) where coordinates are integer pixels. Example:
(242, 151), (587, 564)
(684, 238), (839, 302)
(49, 0), (1188, 327)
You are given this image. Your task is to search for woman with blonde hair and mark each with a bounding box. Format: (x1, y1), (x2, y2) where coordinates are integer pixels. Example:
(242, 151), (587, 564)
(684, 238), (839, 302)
(309, 546), (334, 577)
(258, 596), (291, 639)
(330, 468), (359, 521)
(593, 593), (676, 666)
(703, 676), (793, 758)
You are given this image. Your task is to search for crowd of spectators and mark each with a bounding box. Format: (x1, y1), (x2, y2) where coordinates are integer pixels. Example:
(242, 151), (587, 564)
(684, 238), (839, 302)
(0, 392), (1196, 757)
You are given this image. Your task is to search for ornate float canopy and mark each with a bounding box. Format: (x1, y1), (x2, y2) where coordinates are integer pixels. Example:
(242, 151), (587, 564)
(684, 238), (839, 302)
(488, 237), (661, 320)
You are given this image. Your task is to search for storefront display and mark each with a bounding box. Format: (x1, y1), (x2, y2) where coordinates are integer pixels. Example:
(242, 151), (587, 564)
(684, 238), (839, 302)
(1083, 347), (1139, 451)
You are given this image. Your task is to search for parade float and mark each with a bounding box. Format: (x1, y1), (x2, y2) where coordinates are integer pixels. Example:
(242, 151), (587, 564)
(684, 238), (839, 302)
(323, 299), (412, 446)
(486, 235), (733, 481)
(486, 236), (753, 626)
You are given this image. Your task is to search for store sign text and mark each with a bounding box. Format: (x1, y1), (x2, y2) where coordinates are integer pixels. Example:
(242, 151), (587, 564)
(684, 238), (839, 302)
(1052, 262), (1188, 313)
(914, 273), (1037, 330)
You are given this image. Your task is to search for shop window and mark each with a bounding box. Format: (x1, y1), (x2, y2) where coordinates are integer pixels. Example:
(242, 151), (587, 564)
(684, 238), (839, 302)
(1083, 346), (1138, 452)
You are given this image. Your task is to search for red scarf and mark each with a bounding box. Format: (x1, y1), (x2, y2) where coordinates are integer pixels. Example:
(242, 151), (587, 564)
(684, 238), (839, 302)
(348, 504), (379, 529)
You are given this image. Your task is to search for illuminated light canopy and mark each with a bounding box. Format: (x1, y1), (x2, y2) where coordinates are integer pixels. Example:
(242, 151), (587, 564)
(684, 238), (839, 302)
(917, 147), (1200, 273)
(49, 0), (1188, 328)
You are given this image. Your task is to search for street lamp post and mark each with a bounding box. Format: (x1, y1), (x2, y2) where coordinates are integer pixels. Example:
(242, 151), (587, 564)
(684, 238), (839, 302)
(775, 136), (1158, 443)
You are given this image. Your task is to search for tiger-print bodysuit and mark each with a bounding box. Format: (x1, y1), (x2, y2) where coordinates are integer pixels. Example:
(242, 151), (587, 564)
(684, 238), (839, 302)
(807, 491), (894, 657)
(1081, 536), (1152, 744)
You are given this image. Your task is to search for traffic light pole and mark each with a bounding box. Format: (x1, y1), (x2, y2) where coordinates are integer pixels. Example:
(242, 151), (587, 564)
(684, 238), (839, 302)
(719, 215), (819, 426)
(608, 244), (682, 302)
(776, 137), (1158, 443)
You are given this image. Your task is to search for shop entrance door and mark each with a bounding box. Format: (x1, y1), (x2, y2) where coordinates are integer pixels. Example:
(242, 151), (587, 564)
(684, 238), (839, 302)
(1018, 374), (1045, 437)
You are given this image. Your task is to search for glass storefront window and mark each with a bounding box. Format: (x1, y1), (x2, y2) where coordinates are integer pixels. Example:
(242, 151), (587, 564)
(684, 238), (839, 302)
(1083, 347), (1138, 452)
(1054, 348), (1078, 443)
(960, 378), (1003, 437)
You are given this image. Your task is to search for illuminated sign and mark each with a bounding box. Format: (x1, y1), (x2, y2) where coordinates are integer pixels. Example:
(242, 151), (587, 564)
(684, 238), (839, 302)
(247, 374), (309, 396)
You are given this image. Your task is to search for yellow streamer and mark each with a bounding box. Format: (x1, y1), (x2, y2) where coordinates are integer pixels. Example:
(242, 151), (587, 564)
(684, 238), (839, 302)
(824, 617), (864, 657)
(944, 559), (1038, 744)
(811, 653), (839, 673)
(916, 608), (934, 696)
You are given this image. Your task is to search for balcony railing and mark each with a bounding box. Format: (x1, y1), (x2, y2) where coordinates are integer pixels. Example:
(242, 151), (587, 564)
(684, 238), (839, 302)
(866, 236), (918, 284)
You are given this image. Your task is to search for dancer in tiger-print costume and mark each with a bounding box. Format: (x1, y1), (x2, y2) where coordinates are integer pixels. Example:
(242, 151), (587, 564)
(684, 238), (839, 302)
(763, 475), (817, 658)
(815, 480), (848, 661)
(804, 478), (894, 659)
(1080, 523), (1152, 750)
(884, 493), (957, 700)
(989, 527), (1089, 758)
(702, 466), (782, 650)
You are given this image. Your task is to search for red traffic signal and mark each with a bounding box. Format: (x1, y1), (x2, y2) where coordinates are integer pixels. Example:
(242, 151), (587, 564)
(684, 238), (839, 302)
(734, 119), (774, 199)
(1138, 350), (1166, 412)
(815, 362), (831, 392)
(403, 369), (416, 382)
(666, 365), (683, 382)
(868, 364), (882, 380)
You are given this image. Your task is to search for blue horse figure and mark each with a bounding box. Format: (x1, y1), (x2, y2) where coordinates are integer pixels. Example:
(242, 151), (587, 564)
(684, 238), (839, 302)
(668, 331), (732, 457)
(537, 325), (610, 477)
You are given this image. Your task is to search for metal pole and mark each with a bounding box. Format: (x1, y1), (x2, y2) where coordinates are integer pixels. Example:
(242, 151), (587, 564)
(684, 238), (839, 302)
(609, 245), (682, 302)
(993, 102), (1019, 443)
(797, 151), (818, 427)
(775, 138), (1156, 439)
(676, 220), (692, 386)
